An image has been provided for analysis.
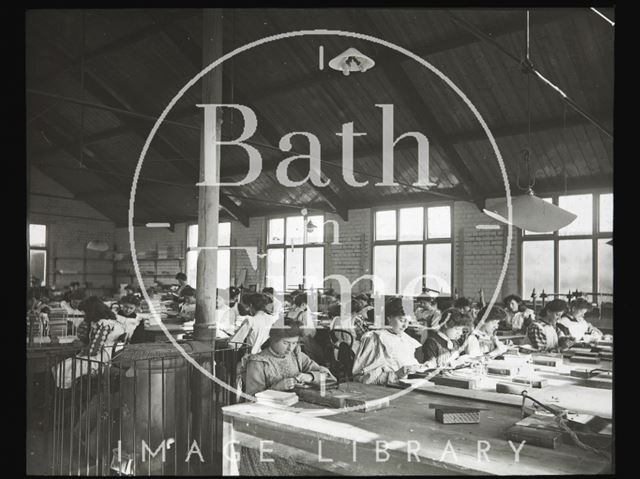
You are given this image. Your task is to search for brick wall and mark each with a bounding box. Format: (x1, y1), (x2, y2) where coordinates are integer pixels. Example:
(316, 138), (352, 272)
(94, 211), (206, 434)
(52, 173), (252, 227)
(32, 165), (522, 301)
(453, 200), (519, 301)
(29, 167), (116, 295)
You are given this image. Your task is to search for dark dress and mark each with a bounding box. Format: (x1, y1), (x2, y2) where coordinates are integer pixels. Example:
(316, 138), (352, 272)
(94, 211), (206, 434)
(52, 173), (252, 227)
(118, 309), (146, 344)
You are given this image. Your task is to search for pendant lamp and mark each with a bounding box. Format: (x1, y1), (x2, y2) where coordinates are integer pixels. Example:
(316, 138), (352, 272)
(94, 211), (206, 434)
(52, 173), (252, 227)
(483, 12), (577, 233)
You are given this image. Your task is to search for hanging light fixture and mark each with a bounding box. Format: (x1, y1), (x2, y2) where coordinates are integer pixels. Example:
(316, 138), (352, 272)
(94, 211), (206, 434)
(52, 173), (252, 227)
(306, 220), (317, 234)
(482, 11), (577, 233)
(86, 240), (110, 252)
(328, 47), (375, 76)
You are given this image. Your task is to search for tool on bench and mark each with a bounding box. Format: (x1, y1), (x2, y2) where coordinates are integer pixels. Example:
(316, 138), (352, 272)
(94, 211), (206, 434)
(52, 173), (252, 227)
(505, 391), (612, 457)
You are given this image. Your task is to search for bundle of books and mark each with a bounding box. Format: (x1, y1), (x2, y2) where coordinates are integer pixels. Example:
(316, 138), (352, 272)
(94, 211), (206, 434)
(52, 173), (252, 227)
(254, 389), (299, 407)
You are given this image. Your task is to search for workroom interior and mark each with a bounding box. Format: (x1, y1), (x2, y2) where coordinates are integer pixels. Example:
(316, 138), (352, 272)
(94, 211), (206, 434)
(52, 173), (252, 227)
(26, 7), (614, 476)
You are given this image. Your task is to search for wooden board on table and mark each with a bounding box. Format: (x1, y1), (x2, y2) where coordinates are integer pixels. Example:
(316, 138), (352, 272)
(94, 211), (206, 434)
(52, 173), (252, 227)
(398, 374), (612, 419)
(293, 382), (390, 412)
(223, 382), (610, 475)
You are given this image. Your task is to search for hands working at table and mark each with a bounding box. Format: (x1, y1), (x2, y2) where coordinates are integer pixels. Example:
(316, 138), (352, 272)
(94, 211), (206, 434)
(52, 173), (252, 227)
(273, 372), (315, 391)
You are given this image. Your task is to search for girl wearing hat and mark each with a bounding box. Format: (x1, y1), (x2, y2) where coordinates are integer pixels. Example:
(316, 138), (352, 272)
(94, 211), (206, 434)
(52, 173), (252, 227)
(422, 308), (473, 367)
(557, 298), (603, 343)
(526, 299), (571, 351)
(352, 298), (428, 384)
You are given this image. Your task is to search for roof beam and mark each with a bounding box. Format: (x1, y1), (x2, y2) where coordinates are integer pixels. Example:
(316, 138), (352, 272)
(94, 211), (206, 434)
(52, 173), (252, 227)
(29, 10), (199, 88)
(30, 117), (162, 222)
(445, 10), (613, 141)
(351, 10), (486, 210)
(158, 18), (350, 221)
(238, 9), (572, 105)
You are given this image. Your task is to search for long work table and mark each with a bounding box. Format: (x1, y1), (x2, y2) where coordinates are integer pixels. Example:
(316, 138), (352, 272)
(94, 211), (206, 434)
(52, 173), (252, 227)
(222, 353), (613, 476)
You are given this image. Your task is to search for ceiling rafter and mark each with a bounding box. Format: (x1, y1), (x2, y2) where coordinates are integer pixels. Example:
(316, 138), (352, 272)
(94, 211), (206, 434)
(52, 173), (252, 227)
(157, 14), (351, 221)
(349, 10), (487, 210)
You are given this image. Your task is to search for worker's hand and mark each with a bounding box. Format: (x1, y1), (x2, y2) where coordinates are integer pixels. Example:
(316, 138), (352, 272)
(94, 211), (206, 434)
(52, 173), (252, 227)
(273, 377), (297, 390)
(395, 365), (417, 378)
(295, 372), (314, 384)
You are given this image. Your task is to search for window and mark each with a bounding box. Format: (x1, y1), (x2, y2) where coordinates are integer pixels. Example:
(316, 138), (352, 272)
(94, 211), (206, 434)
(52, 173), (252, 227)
(372, 205), (452, 296)
(29, 224), (47, 286)
(186, 222), (231, 289)
(266, 215), (324, 292)
(521, 192), (612, 301)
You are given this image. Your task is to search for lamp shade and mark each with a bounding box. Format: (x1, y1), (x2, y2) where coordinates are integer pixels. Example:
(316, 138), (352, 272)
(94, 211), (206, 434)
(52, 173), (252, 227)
(483, 192), (577, 232)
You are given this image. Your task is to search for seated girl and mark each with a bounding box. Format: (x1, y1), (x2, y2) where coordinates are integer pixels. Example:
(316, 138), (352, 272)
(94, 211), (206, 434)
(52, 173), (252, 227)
(229, 293), (278, 354)
(501, 294), (536, 333)
(244, 320), (335, 396)
(53, 296), (128, 389)
(352, 298), (428, 385)
(526, 299), (572, 351)
(465, 305), (509, 358)
(557, 298), (603, 343)
(116, 295), (145, 344)
(176, 286), (196, 323)
(422, 308), (473, 368)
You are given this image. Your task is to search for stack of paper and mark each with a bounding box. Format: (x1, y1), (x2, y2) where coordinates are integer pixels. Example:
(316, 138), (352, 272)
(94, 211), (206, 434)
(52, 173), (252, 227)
(255, 389), (299, 407)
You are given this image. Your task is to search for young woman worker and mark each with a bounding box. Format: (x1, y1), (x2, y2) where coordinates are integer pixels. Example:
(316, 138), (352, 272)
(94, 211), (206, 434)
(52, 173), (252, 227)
(352, 298), (433, 384)
(526, 299), (573, 351)
(421, 308), (474, 368)
(557, 297), (603, 343)
(465, 305), (509, 358)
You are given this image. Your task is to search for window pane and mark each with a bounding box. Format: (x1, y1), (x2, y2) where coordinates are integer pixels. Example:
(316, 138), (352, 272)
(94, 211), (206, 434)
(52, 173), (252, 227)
(218, 222), (231, 246)
(375, 210), (396, 241)
(29, 250), (46, 285)
(186, 250), (198, 288)
(559, 194), (592, 236)
(217, 249), (230, 289)
(598, 238), (613, 295)
(306, 215), (324, 244)
(559, 239), (592, 293)
(599, 193), (613, 233)
(286, 216), (304, 245)
(399, 207), (423, 241)
(305, 247), (324, 289)
(286, 248), (304, 289)
(266, 249), (284, 293)
(187, 224), (198, 249)
(268, 218), (284, 244)
(522, 241), (554, 296)
(427, 206), (451, 239)
(425, 243), (451, 295)
(524, 198), (553, 236)
(29, 224), (47, 247)
(373, 245), (396, 295)
(398, 244), (423, 296)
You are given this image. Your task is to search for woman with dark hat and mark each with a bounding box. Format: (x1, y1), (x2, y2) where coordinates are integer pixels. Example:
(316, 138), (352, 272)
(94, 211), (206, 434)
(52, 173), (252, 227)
(352, 298), (428, 385)
(526, 299), (571, 351)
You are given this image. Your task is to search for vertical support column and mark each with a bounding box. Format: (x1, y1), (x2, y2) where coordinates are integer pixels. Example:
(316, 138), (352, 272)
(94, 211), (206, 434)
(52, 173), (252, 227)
(194, 8), (223, 342)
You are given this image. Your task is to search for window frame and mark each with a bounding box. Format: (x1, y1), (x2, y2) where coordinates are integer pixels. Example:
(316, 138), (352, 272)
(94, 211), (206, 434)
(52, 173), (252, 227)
(371, 202), (454, 296)
(186, 222), (231, 289)
(265, 213), (326, 291)
(28, 223), (48, 286)
(519, 190), (613, 299)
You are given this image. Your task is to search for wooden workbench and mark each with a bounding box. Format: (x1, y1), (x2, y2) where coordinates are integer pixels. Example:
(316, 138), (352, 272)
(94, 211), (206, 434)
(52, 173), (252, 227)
(395, 355), (613, 419)
(222, 382), (611, 475)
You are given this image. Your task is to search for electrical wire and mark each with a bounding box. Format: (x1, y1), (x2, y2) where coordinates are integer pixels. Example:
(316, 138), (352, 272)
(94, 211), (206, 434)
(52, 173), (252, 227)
(79, 10), (86, 168)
